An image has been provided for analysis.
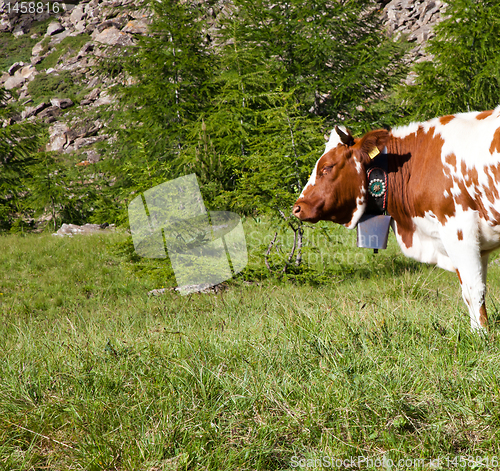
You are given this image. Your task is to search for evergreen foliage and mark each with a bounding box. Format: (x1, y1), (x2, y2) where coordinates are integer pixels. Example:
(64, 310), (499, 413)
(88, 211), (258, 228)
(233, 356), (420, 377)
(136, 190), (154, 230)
(96, 0), (216, 221)
(0, 88), (98, 231)
(100, 0), (408, 226)
(399, 0), (500, 120)
(224, 0), (407, 128)
(0, 89), (42, 230)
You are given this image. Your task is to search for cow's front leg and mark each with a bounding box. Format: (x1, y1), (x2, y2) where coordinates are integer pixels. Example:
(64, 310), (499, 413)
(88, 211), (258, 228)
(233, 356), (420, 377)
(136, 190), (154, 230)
(480, 252), (489, 328)
(454, 252), (489, 330)
(440, 215), (489, 330)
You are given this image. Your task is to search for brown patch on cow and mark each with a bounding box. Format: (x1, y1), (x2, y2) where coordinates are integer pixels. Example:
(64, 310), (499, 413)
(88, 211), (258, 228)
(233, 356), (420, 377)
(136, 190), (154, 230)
(460, 160), (467, 178)
(454, 180), (478, 214)
(484, 166), (500, 210)
(385, 128), (457, 245)
(489, 163), (500, 185)
(439, 115), (455, 125)
(485, 206), (500, 226)
(459, 160), (476, 187)
(393, 223), (414, 250)
(412, 131), (456, 224)
(490, 127), (500, 154)
(477, 110), (494, 120)
(479, 303), (489, 329)
(456, 269), (462, 284)
(483, 166), (500, 204)
(384, 134), (419, 248)
(445, 153), (456, 168)
(457, 229), (463, 240)
(468, 165), (479, 185)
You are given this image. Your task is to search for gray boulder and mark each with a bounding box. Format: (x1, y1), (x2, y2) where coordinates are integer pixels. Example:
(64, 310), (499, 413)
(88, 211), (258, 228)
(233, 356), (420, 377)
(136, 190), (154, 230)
(50, 97), (75, 109)
(93, 26), (134, 46)
(46, 21), (64, 36)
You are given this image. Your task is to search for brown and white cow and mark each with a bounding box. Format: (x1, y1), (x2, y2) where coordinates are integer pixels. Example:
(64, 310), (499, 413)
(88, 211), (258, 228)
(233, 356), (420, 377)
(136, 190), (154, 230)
(293, 108), (500, 330)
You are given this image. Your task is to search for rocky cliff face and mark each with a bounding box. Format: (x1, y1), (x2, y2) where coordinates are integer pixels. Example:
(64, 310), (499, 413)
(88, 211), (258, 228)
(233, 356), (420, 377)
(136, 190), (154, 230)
(382, 0), (445, 84)
(0, 0), (445, 163)
(1, 0), (150, 163)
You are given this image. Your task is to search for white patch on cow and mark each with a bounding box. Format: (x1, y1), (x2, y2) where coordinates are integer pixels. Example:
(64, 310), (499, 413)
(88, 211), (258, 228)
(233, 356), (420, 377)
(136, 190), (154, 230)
(436, 112), (500, 174)
(435, 110), (500, 232)
(298, 158), (320, 199)
(392, 213), (455, 272)
(478, 217), (500, 251)
(391, 122), (420, 139)
(354, 159), (363, 174)
(450, 182), (462, 198)
(344, 195), (366, 230)
(324, 126), (347, 154)
(298, 126), (349, 200)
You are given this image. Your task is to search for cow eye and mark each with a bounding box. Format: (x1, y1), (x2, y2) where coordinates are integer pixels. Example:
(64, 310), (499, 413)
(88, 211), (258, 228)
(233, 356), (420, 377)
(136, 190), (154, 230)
(321, 165), (334, 175)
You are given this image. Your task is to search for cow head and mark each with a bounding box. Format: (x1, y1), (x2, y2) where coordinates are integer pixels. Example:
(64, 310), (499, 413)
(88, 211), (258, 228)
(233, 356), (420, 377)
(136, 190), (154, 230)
(293, 126), (389, 228)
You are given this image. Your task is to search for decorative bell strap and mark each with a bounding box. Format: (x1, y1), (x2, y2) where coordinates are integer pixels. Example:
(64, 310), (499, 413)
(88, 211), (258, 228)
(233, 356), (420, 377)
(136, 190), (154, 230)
(366, 166), (388, 214)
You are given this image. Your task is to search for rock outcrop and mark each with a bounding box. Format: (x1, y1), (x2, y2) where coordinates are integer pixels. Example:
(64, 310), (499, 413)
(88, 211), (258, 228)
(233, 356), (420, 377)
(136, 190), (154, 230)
(382, 0), (446, 84)
(52, 222), (115, 236)
(0, 0), (151, 160)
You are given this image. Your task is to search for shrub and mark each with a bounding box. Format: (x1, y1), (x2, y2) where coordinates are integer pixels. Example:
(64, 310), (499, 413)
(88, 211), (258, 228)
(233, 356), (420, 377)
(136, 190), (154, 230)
(37, 34), (91, 71)
(27, 70), (86, 104)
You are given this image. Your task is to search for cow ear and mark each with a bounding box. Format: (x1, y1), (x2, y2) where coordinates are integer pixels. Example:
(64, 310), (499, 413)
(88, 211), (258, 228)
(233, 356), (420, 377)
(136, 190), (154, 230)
(335, 126), (355, 147)
(356, 129), (390, 165)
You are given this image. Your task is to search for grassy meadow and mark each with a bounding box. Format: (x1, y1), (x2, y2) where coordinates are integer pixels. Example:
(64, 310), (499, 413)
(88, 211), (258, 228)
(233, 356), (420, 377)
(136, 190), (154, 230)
(2, 219), (500, 470)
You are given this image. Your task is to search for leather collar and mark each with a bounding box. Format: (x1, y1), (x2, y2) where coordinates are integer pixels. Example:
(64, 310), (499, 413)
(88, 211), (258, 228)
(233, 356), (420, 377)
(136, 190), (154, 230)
(366, 153), (388, 215)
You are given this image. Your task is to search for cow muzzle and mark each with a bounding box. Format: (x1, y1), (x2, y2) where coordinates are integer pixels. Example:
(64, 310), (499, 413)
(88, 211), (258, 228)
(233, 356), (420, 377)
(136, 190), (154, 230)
(292, 204), (302, 219)
(292, 202), (318, 222)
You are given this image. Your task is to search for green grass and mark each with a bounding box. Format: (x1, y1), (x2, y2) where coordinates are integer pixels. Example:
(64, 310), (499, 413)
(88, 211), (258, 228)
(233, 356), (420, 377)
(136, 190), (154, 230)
(27, 70), (87, 106)
(0, 19), (52, 72)
(36, 34), (91, 71)
(2, 220), (500, 470)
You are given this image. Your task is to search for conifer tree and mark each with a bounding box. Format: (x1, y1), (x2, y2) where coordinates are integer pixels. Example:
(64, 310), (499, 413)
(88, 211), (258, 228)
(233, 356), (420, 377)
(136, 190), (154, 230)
(99, 0), (407, 223)
(227, 0), (407, 128)
(399, 0), (500, 120)
(178, 21), (266, 207)
(103, 0), (217, 199)
(0, 89), (42, 230)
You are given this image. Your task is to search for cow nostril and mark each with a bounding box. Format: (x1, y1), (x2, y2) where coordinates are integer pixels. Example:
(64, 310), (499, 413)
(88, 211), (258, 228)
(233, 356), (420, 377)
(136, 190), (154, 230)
(293, 205), (301, 215)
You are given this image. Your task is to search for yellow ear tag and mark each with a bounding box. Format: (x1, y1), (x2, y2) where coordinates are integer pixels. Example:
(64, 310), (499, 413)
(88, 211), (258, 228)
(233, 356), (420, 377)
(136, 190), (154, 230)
(368, 147), (380, 159)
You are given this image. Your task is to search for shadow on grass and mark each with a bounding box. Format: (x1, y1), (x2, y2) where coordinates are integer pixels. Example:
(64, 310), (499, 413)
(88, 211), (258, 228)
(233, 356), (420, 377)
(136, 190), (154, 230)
(266, 252), (426, 286)
(112, 231), (426, 291)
